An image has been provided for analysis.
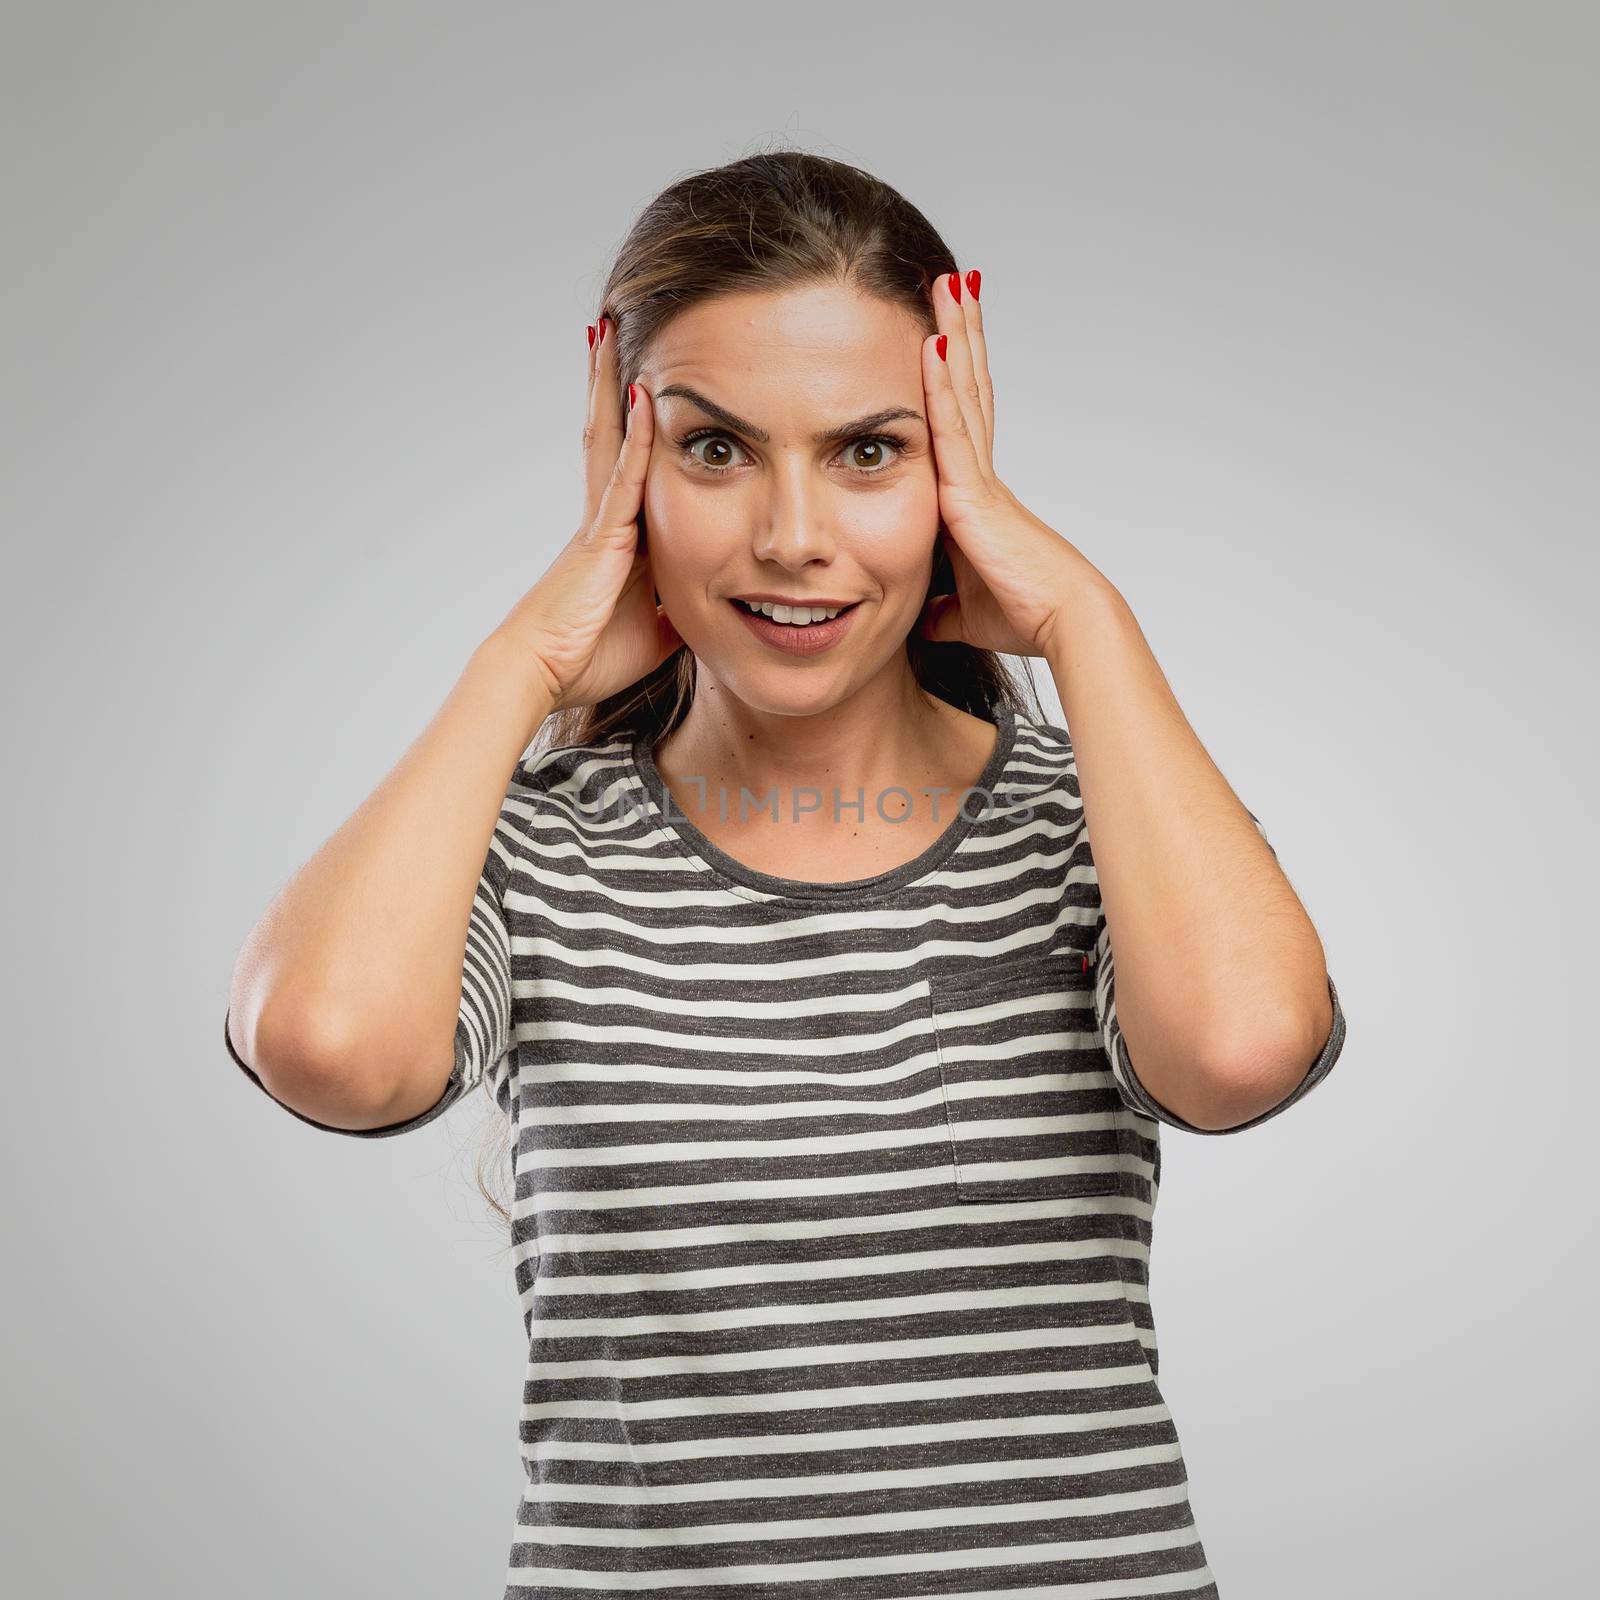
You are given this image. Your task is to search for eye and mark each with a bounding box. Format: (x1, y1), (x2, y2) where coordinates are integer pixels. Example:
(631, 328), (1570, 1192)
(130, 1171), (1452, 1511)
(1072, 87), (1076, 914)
(840, 437), (906, 475)
(677, 430), (750, 473)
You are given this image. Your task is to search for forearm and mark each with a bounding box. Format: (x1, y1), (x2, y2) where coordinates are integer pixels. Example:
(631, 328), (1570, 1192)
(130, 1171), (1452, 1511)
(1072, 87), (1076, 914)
(227, 631), (555, 1114)
(1044, 571), (1333, 1128)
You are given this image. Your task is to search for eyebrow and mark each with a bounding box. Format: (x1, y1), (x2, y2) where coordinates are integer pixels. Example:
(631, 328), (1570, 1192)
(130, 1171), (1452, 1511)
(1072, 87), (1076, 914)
(652, 384), (924, 447)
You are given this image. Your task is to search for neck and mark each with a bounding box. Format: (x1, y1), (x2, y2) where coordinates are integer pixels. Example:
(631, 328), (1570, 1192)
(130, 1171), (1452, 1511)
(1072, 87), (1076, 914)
(654, 669), (962, 811)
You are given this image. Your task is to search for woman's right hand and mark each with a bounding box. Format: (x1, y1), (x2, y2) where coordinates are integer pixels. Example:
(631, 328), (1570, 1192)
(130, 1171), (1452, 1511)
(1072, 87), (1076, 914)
(489, 318), (683, 713)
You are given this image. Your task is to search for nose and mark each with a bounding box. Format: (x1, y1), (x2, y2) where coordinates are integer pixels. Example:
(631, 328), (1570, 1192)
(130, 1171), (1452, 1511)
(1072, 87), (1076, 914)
(749, 456), (837, 570)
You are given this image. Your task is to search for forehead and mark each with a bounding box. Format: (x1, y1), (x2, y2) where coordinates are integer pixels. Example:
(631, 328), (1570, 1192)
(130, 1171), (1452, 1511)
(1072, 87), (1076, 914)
(642, 283), (925, 409)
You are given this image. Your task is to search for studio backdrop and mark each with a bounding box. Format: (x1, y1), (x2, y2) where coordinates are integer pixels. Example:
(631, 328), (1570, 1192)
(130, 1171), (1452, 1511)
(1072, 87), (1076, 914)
(3, 3), (1593, 1597)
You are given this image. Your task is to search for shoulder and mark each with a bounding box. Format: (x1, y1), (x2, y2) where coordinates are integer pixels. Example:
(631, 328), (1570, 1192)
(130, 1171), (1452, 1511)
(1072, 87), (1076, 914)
(1009, 706), (1076, 773)
(991, 707), (1082, 828)
(513, 726), (635, 799)
(489, 728), (639, 858)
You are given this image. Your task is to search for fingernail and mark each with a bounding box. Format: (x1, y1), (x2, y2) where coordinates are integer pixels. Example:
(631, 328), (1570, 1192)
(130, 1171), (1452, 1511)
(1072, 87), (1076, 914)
(946, 272), (961, 302)
(628, 383), (637, 410)
(597, 317), (609, 345)
(935, 335), (948, 362)
(965, 268), (981, 301)
(586, 324), (596, 350)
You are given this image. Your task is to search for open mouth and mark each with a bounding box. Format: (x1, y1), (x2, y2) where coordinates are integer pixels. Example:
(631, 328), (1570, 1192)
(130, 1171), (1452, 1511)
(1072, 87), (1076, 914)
(730, 598), (862, 628)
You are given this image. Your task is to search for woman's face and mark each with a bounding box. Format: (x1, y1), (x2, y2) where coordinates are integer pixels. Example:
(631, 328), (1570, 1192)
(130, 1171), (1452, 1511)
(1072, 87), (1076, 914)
(637, 281), (938, 719)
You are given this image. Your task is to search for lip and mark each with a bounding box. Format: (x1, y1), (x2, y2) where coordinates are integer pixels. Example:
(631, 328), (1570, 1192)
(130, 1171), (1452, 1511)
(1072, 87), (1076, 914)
(729, 596), (862, 656)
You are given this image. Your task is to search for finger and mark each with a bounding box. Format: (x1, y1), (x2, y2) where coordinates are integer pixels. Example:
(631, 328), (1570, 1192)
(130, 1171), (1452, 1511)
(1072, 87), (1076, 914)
(921, 330), (988, 500)
(580, 319), (600, 505)
(933, 271), (993, 478)
(963, 268), (995, 461)
(591, 379), (655, 542)
(582, 315), (624, 521)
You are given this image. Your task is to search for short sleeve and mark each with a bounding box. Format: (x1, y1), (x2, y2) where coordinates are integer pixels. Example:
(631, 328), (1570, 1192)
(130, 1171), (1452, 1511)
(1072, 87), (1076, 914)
(1092, 807), (1347, 1135)
(224, 763), (527, 1138)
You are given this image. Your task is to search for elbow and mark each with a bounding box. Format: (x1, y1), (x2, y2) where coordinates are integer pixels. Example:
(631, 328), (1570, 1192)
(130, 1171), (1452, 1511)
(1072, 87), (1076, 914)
(242, 997), (397, 1127)
(1180, 1062), (1302, 1133)
(1185, 994), (1333, 1132)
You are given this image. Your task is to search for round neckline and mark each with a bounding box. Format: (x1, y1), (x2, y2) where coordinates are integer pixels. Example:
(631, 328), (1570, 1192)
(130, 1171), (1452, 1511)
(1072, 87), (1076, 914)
(629, 700), (1020, 903)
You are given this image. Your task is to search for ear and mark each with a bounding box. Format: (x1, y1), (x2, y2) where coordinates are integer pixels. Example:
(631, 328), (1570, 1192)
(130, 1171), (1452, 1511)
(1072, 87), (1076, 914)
(917, 591), (963, 644)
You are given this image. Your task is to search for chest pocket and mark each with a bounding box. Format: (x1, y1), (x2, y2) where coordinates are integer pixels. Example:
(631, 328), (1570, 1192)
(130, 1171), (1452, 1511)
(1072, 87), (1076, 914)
(926, 949), (1149, 1203)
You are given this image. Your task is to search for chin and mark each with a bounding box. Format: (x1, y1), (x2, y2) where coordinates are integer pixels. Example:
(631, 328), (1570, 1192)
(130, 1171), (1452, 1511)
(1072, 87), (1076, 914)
(693, 666), (850, 720)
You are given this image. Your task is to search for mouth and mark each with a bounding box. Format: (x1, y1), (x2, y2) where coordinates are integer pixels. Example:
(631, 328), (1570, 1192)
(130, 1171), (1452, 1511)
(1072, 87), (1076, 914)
(728, 596), (864, 654)
(730, 596), (862, 626)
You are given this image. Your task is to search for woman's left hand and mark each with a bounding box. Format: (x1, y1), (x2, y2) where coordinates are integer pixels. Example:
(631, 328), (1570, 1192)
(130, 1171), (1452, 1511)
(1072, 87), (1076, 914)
(916, 269), (1104, 659)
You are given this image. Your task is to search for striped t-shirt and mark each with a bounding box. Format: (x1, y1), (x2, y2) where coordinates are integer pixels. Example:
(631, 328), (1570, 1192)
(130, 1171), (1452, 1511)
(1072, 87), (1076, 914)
(227, 699), (1346, 1597)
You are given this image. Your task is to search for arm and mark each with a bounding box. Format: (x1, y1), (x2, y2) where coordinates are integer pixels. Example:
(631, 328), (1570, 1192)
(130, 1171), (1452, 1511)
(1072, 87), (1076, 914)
(1045, 573), (1338, 1132)
(225, 633), (555, 1132)
(911, 267), (1338, 1132)
(226, 312), (679, 1134)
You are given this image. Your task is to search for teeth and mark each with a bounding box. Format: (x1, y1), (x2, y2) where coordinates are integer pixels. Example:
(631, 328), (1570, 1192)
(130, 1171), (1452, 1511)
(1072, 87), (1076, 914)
(738, 599), (847, 625)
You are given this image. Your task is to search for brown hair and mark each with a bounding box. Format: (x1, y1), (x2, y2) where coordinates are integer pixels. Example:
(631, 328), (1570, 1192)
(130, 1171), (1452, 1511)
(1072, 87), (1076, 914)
(472, 144), (1046, 1230)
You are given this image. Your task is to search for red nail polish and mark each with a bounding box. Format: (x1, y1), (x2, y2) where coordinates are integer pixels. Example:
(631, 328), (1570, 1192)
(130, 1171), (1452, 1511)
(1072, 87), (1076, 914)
(1081, 953), (1089, 974)
(628, 383), (637, 409)
(935, 334), (948, 362)
(586, 324), (596, 350)
(965, 269), (981, 302)
(946, 272), (961, 302)
(597, 317), (608, 345)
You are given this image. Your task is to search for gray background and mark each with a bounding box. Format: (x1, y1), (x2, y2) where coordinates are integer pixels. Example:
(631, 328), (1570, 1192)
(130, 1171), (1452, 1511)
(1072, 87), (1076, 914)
(4, 1), (1594, 1594)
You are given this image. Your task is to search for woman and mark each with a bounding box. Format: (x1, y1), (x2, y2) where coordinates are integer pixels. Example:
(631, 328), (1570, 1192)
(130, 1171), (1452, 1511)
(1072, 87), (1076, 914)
(226, 151), (1345, 1597)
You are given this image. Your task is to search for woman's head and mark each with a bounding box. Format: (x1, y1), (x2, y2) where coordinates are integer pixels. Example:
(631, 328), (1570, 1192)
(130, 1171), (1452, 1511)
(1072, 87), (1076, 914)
(605, 150), (956, 731)
(540, 148), (1041, 757)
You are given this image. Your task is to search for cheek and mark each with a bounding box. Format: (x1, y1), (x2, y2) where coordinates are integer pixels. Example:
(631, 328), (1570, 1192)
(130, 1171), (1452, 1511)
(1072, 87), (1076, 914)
(642, 472), (737, 595)
(848, 479), (941, 586)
